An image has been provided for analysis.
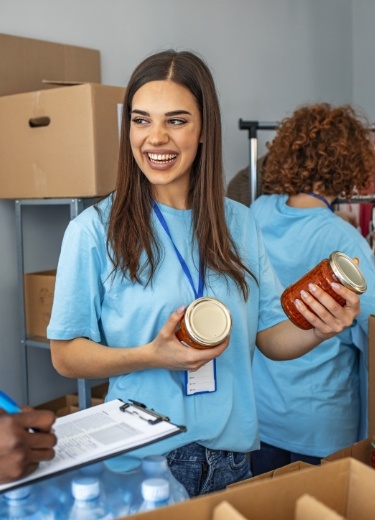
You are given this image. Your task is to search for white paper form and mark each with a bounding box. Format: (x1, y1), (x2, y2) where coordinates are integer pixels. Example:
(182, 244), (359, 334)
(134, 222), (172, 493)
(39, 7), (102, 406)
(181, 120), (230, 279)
(0, 399), (185, 493)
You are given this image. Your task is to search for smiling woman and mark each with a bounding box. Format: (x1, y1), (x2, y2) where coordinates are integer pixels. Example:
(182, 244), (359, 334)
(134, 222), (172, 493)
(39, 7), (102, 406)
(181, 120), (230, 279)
(47, 49), (360, 498)
(129, 80), (202, 208)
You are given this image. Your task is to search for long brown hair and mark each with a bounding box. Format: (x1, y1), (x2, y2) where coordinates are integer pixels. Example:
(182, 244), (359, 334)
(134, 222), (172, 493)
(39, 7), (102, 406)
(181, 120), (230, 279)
(107, 50), (252, 299)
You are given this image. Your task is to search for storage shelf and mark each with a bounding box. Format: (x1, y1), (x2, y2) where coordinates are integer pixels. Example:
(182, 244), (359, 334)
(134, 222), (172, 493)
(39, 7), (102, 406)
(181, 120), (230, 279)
(15, 197), (95, 410)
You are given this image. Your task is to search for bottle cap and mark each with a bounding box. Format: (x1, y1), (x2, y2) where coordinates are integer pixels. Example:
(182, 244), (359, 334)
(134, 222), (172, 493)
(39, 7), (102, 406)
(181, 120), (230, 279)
(329, 251), (367, 294)
(72, 477), (100, 500)
(4, 486), (31, 501)
(184, 297), (232, 347)
(141, 478), (170, 502)
(142, 455), (168, 476)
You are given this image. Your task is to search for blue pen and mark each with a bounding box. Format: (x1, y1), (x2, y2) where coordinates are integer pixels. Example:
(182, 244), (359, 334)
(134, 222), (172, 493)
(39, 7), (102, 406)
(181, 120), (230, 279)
(0, 390), (42, 432)
(0, 390), (22, 414)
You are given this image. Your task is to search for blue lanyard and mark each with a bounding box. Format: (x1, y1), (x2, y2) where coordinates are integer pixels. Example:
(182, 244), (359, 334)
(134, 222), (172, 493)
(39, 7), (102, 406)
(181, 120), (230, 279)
(152, 201), (204, 299)
(307, 193), (334, 212)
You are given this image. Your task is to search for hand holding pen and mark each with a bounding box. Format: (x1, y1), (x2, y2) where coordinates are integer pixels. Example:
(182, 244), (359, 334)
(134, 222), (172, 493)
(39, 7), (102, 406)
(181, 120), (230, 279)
(0, 390), (57, 484)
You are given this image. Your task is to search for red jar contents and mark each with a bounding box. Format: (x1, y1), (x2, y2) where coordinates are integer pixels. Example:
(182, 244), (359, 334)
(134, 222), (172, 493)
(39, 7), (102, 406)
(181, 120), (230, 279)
(371, 441), (375, 469)
(281, 251), (367, 330)
(176, 297), (232, 349)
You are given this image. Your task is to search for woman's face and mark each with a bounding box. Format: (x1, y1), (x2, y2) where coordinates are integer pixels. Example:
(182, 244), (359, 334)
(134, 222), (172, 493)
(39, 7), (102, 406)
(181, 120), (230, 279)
(129, 80), (202, 206)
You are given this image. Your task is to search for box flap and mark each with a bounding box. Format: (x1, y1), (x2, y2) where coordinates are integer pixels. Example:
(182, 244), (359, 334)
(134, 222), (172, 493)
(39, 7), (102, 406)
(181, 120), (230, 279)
(228, 461), (313, 487)
(322, 437), (373, 466)
(213, 501), (249, 520)
(42, 79), (89, 86)
(295, 495), (345, 520)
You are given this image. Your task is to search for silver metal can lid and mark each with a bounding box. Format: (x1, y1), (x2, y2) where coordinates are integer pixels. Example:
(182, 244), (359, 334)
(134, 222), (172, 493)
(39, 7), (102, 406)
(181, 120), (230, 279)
(329, 251), (367, 294)
(184, 297), (232, 347)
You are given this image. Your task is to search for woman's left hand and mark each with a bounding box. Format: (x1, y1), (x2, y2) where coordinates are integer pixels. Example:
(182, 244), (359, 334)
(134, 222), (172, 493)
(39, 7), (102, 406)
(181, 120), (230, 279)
(294, 282), (360, 340)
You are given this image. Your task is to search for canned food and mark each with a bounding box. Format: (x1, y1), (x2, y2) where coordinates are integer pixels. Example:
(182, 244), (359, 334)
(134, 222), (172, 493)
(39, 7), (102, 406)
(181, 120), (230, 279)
(176, 297), (232, 349)
(281, 251), (367, 330)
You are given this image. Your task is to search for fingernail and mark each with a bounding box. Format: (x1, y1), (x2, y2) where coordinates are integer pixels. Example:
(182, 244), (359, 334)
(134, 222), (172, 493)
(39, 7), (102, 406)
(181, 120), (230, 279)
(176, 306), (185, 314)
(331, 282), (341, 290)
(300, 290), (309, 298)
(308, 283), (317, 292)
(294, 299), (302, 308)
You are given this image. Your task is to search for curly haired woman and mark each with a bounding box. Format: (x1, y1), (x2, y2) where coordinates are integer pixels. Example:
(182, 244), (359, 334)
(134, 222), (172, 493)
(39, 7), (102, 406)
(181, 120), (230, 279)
(250, 103), (375, 475)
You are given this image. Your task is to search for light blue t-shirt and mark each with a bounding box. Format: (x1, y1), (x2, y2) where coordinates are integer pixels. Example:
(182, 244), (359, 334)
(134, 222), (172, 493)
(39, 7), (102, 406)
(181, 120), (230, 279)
(251, 194), (375, 457)
(47, 196), (286, 469)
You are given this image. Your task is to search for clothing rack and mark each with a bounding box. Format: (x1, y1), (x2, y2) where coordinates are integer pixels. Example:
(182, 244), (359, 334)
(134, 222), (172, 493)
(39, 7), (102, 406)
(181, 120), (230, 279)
(238, 119), (278, 205)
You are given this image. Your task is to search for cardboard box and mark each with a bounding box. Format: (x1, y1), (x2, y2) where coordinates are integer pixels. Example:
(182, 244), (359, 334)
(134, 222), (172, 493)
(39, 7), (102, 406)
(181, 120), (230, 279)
(0, 83), (125, 198)
(213, 501), (248, 520)
(322, 437), (374, 467)
(295, 495), (345, 520)
(24, 270), (56, 338)
(123, 458), (375, 520)
(229, 461), (313, 487)
(35, 394), (78, 417)
(369, 315), (375, 435)
(91, 382), (109, 400)
(0, 33), (100, 96)
(35, 393), (104, 417)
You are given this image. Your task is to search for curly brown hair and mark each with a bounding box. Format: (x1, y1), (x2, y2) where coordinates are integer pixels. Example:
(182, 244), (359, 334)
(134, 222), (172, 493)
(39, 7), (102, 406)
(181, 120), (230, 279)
(261, 103), (375, 198)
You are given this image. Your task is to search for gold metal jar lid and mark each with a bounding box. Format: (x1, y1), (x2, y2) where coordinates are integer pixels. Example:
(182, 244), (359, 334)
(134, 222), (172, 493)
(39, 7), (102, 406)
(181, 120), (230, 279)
(184, 297), (232, 347)
(329, 251), (367, 294)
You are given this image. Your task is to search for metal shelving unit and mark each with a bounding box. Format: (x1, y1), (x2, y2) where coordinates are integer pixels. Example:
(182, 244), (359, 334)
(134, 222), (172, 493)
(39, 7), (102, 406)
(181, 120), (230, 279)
(15, 198), (92, 410)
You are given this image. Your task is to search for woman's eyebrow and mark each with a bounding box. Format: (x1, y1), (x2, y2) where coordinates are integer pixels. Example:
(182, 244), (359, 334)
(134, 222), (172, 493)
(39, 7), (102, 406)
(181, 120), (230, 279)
(131, 109), (191, 116)
(165, 110), (191, 116)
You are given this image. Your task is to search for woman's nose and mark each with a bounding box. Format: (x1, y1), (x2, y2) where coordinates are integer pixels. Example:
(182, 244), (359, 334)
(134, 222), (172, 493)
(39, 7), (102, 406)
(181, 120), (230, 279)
(148, 123), (169, 145)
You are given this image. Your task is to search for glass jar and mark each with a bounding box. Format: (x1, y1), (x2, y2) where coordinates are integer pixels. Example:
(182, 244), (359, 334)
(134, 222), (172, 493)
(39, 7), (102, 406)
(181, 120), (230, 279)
(175, 297), (232, 349)
(280, 251), (367, 330)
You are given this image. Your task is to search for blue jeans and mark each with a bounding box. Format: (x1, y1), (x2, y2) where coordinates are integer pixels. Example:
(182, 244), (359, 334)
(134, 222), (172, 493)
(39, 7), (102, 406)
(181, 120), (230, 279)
(251, 441), (321, 476)
(166, 442), (251, 497)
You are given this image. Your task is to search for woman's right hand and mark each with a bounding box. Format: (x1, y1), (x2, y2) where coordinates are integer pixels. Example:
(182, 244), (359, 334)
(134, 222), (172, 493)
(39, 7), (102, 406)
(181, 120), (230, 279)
(149, 306), (230, 371)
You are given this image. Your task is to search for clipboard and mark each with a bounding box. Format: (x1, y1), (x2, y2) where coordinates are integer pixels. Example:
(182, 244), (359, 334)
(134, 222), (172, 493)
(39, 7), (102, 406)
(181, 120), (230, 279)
(0, 399), (186, 494)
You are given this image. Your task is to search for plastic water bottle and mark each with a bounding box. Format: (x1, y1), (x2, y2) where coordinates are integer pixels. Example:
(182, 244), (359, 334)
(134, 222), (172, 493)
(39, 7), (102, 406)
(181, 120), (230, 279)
(0, 485), (54, 519)
(141, 455), (189, 502)
(36, 471), (77, 516)
(79, 461), (144, 517)
(137, 478), (171, 512)
(67, 477), (113, 519)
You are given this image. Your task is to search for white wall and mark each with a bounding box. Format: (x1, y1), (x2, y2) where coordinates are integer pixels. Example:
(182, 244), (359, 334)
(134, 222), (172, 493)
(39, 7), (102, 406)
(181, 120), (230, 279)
(352, 0), (375, 121)
(0, 0), (359, 404)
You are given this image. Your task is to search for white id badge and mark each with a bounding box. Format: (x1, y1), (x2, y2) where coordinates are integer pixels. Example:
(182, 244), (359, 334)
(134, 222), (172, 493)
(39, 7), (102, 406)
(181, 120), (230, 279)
(185, 359), (217, 395)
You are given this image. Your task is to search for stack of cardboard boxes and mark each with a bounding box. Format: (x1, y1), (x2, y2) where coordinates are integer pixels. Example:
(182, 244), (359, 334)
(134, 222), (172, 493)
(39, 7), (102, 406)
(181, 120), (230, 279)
(0, 33), (125, 199)
(0, 33), (125, 340)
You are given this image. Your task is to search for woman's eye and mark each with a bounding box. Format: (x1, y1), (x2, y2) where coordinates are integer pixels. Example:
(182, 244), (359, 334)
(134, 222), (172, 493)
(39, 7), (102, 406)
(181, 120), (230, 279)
(169, 118), (186, 126)
(131, 117), (149, 125)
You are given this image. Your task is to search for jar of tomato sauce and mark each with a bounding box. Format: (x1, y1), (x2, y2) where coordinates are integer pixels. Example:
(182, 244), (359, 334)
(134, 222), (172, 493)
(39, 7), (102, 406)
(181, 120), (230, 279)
(175, 297), (232, 349)
(281, 251), (367, 330)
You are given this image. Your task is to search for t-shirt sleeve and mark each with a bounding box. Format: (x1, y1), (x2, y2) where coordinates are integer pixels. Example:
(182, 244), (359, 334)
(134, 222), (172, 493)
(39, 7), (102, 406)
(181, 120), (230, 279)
(47, 218), (104, 342)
